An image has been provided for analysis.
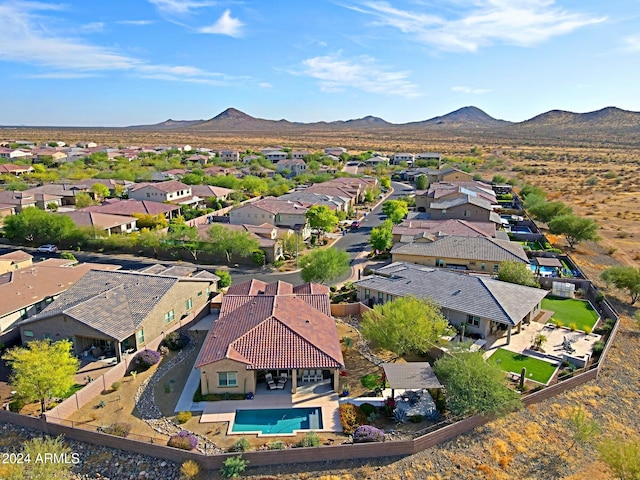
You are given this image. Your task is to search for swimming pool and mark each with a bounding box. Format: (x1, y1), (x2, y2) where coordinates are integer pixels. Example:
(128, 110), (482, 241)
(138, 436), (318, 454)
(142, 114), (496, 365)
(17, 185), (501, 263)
(512, 226), (533, 233)
(231, 408), (322, 435)
(529, 264), (557, 276)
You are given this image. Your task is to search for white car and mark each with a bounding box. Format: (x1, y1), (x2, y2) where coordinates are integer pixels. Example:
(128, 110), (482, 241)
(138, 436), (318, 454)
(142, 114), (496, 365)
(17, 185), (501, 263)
(36, 244), (58, 253)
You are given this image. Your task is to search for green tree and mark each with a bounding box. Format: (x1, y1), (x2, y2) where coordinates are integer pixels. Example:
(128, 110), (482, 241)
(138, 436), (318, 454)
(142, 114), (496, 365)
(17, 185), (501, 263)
(601, 265), (640, 304)
(597, 435), (640, 480)
(206, 223), (260, 263)
(74, 192), (97, 208)
(361, 296), (452, 357)
(242, 175), (269, 196)
(548, 214), (600, 248)
(3, 207), (77, 244)
(527, 201), (573, 223)
(305, 205), (339, 238)
(280, 232), (303, 258)
(167, 218), (206, 261)
(382, 200), (408, 224)
(433, 351), (523, 417)
(566, 405), (600, 451)
(379, 176), (391, 189)
(90, 183), (111, 201)
(132, 213), (168, 230)
(215, 270), (232, 288)
(136, 228), (166, 258)
(518, 184), (546, 201)
(415, 174), (428, 190)
(497, 261), (539, 287)
(0, 436), (75, 479)
(299, 248), (350, 284)
(3, 339), (79, 416)
(369, 219), (393, 252)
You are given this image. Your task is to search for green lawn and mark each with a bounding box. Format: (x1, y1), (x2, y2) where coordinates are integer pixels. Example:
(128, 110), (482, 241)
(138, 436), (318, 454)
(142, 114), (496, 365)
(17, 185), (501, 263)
(541, 296), (600, 331)
(488, 348), (558, 384)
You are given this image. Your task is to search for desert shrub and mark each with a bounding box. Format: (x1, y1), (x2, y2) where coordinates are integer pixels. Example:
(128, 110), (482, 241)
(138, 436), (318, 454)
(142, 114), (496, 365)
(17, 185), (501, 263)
(359, 403), (377, 417)
(583, 325), (592, 335)
(339, 403), (367, 435)
(382, 397), (396, 416)
(232, 437), (250, 452)
(393, 408), (408, 423)
(569, 323), (578, 331)
(298, 432), (320, 447)
(408, 414), (423, 423)
(585, 176), (599, 186)
(220, 455), (248, 478)
(177, 411), (192, 424)
(134, 349), (161, 369)
(550, 317), (562, 327)
(180, 459), (201, 480)
(273, 259), (285, 268)
(592, 341), (605, 355)
(360, 374), (382, 390)
(353, 425), (385, 443)
(164, 331), (190, 351)
(9, 397), (26, 412)
(60, 252), (77, 262)
(102, 422), (131, 437)
(267, 440), (286, 450)
(168, 431), (198, 451)
(215, 269), (232, 288)
(111, 381), (121, 391)
(252, 250), (265, 265)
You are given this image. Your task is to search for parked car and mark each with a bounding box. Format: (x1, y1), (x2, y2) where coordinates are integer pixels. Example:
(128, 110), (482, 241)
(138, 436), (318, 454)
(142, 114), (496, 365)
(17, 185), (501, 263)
(351, 220), (361, 229)
(36, 244), (58, 253)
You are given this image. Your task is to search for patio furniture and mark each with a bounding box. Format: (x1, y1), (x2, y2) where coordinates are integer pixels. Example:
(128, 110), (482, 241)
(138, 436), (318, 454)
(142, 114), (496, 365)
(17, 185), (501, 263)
(313, 369), (323, 382)
(277, 373), (288, 389)
(265, 373), (277, 390)
(302, 370), (311, 382)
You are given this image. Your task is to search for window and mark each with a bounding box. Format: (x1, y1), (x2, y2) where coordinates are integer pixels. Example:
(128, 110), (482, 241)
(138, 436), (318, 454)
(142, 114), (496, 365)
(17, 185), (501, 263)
(467, 315), (480, 327)
(218, 372), (237, 387)
(146, 192), (150, 198)
(364, 289), (370, 300)
(480, 263), (486, 270)
(44, 333), (51, 339)
(494, 264), (499, 273)
(19, 308), (28, 320)
(378, 291), (384, 303)
(164, 310), (175, 324)
(197, 291), (203, 297)
(464, 210), (471, 217)
(137, 329), (145, 344)
(24, 330), (34, 337)
(205, 287), (211, 297)
(185, 298), (193, 311)
(386, 294), (392, 302)
(435, 259), (445, 267)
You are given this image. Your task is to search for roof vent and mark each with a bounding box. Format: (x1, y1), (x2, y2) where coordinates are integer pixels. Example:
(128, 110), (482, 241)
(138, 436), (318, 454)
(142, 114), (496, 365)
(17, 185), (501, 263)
(305, 319), (310, 324)
(452, 289), (461, 295)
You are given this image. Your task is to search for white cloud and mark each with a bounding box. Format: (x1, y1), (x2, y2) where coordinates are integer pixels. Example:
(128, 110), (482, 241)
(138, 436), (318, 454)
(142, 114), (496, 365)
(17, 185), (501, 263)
(148, 0), (217, 16)
(117, 20), (154, 26)
(346, 0), (606, 52)
(452, 85), (492, 94)
(299, 55), (421, 98)
(80, 22), (105, 33)
(0, 2), (244, 85)
(198, 9), (243, 37)
(259, 82), (273, 88)
(624, 34), (640, 53)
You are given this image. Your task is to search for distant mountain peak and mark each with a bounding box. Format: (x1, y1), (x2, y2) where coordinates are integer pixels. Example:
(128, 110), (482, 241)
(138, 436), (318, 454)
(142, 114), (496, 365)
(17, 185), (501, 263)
(210, 107), (255, 121)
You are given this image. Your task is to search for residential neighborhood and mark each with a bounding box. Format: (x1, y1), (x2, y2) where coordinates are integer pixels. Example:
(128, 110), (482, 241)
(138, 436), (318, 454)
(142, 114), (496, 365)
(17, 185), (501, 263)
(0, 138), (622, 476)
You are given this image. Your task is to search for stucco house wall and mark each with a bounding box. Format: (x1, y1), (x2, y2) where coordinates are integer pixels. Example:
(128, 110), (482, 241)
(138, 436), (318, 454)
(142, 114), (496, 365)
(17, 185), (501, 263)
(199, 359), (256, 395)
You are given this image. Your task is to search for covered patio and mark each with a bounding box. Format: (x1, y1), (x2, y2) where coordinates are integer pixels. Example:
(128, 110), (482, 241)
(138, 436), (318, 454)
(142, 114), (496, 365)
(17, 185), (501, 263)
(382, 363), (442, 418)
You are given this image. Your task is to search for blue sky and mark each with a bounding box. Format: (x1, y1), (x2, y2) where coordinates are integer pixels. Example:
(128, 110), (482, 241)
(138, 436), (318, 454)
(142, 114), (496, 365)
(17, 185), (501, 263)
(0, 0), (638, 126)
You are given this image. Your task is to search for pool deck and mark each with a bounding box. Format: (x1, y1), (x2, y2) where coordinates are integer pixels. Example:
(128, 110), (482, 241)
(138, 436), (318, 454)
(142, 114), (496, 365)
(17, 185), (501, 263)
(198, 380), (342, 436)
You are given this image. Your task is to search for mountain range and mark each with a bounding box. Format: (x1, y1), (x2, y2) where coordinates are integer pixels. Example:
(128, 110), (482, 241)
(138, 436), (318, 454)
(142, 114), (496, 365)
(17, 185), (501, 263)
(127, 106), (640, 136)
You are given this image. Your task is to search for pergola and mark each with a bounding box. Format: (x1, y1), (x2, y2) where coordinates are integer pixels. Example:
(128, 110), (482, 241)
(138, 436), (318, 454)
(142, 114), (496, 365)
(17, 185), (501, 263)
(532, 257), (563, 274)
(382, 362), (443, 399)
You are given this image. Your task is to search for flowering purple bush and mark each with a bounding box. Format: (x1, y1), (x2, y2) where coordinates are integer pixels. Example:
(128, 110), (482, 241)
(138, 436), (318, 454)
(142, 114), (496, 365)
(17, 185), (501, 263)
(353, 425), (385, 443)
(134, 349), (161, 369)
(168, 430), (198, 450)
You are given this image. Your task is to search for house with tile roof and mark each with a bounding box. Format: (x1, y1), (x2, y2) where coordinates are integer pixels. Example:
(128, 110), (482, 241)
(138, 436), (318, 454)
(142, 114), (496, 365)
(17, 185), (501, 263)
(392, 219), (496, 244)
(391, 235), (528, 273)
(59, 211), (138, 235)
(0, 250), (33, 274)
(0, 191), (38, 212)
(190, 185), (234, 202)
(129, 180), (202, 207)
(0, 163), (34, 175)
(276, 158), (307, 177)
(415, 180), (496, 212)
(19, 268), (217, 362)
(0, 259), (120, 343)
(0, 203), (16, 220)
(354, 262), (548, 343)
(424, 194), (502, 224)
(81, 199), (181, 220)
(228, 197), (311, 238)
(196, 222), (287, 263)
(196, 279), (344, 395)
(279, 191), (350, 212)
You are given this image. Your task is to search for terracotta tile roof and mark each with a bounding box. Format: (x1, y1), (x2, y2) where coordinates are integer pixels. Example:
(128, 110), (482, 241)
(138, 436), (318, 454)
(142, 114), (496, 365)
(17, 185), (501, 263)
(243, 197), (308, 215)
(393, 219), (495, 239)
(293, 282), (330, 295)
(190, 185), (234, 198)
(130, 180), (189, 193)
(59, 211), (136, 230)
(196, 289), (343, 370)
(0, 250), (32, 263)
(81, 199), (181, 216)
(226, 279), (268, 296)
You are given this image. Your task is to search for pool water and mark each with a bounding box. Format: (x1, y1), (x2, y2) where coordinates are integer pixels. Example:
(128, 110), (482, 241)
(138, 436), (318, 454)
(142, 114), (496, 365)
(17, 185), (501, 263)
(232, 408), (322, 434)
(512, 226), (533, 233)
